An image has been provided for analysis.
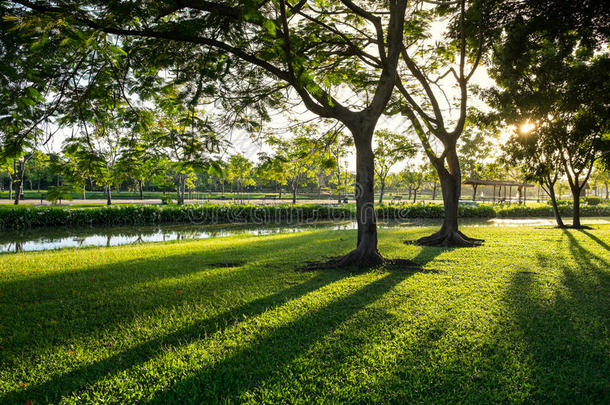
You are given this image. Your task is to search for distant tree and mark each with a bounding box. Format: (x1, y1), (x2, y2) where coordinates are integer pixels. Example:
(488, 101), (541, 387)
(421, 162), (440, 201)
(400, 166), (424, 203)
(26, 151), (49, 192)
(591, 161), (610, 200)
(0, 157), (15, 200)
(373, 129), (417, 203)
(227, 153), (255, 200)
(325, 130), (353, 200)
(267, 126), (331, 204)
(256, 153), (288, 199)
(152, 93), (220, 205)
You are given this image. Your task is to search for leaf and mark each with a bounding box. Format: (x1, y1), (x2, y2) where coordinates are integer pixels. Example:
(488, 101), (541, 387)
(108, 45), (128, 57)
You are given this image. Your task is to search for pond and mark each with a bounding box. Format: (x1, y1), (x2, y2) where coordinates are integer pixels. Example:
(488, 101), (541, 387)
(1, 217), (608, 254)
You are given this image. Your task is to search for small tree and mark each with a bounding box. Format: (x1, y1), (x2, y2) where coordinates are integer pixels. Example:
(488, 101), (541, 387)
(373, 129), (417, 203)
(227, 153), (255, 201)
(267, 126), (330, 204)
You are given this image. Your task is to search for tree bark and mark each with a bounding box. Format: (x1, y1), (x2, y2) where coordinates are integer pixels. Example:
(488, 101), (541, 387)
(432, 183), (437, 200)
(13, 160), (25, 205)
(415, 144), (482, 246)
(106, 185), (112, 205)
(378, 178), (386, 204)
(570, 184), (582, 228)
(139, 179), (144, 200)
(547, 183), (564, 228)
(472, 184), (478, 201)
(292, 185), (297, 204)
(13, 178), (22, 205)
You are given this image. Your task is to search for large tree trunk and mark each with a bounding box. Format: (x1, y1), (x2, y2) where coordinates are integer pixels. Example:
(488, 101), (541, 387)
(413, 188), (418, 203)
(106, 185), (112, 206)
(310, 129), (385, 269)
(8, 177), (13, 201)
(432, 183), (437, 200)
(415, 144), (483, 247)
(570, 184), (582, 228)
(139, 180), (144, 200)
(472, 184), (478, 201)
(292, 185), (297, 204)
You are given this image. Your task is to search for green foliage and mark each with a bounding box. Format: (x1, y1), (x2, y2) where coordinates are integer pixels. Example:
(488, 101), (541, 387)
(45, 185), (80, 204)
(2, 202), (609, 230)
(584, 196), (601, 206)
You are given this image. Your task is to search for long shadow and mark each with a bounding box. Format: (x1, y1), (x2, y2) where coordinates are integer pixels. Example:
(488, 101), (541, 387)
(2, 231), (444, 403)
(504, 229), (610, 402)
(578, 229), (610, 251)
(1, 273), (343, 404)
(0, 232), (342, 354)
(142, 269), (425, 404)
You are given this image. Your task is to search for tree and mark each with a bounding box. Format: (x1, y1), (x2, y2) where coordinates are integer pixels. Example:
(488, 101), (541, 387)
(6, 0), (410, 267)
(591, 161), (610, 200)
(399, 165), (424, 202)
(152, 93), (220, 205)
(421, 162), (440, 201)
(325, 129), (353, 200)
(256, 153), (288, 199)
(484, 3), (610, 228)
(267, 126), (329, 204)
(227, 153), (255, 200)
(373, 129), (417, 203)
(26, 151), (49, 192)
(390, 0), (490, 246)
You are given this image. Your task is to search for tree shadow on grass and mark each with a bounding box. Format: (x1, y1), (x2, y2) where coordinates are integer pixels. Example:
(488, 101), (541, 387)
(2, 232), (444, 404)
(1, 271), (345, 404)
(505, 229), (610, 402)
(578, 229), (610, 251)
(0, 233), (344, 355)
(141, 268), (430, 404)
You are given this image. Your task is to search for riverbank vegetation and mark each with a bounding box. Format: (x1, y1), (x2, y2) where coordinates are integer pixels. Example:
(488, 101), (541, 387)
(1, 202), (609, 230)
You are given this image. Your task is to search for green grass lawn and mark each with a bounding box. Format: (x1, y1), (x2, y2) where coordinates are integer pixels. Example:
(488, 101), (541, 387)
(0, 225), (608, 403)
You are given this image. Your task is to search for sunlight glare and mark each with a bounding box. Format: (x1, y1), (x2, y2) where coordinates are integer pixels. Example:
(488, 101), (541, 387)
(519, 121), (536, 134)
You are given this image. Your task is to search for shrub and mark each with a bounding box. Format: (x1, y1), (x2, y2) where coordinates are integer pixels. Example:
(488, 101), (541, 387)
(585, 196), (601, 206)
(0, 202), (609, 230)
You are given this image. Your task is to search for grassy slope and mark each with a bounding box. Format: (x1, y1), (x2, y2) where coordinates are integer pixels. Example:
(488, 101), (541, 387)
(0, 225), (608, 404)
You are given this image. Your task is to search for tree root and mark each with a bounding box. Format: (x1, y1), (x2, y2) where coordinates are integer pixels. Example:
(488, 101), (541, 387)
(408, 230), (484, 247)
(299, 249), (419, 272)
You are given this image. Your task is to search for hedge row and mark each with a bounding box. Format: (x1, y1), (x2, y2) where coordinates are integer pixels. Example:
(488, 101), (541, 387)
(0, 202), (608, 230)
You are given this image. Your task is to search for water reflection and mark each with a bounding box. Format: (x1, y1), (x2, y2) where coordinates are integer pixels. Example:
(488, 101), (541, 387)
(0, 221), (358, 254)
(0, 217), (607, 254)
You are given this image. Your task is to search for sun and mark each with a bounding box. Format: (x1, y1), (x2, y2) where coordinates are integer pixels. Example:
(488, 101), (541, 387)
(519, 121), (536, 134)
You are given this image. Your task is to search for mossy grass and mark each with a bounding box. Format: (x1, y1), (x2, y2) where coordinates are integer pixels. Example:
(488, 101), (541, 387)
(0, 225), (609, 403)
